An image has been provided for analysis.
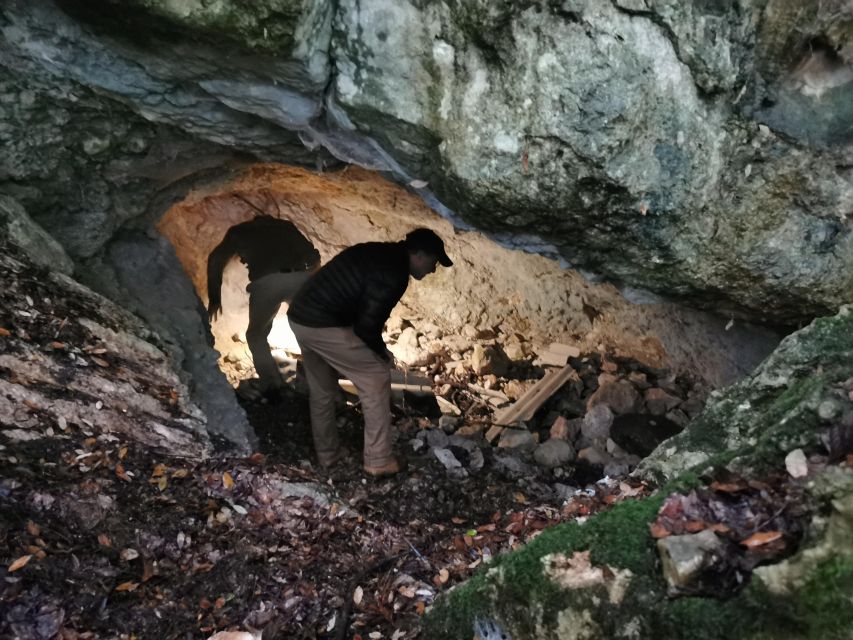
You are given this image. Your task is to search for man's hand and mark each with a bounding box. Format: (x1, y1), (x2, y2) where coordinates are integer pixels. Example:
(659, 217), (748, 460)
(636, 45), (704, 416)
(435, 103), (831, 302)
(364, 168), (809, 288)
(208, 299), (222, 321)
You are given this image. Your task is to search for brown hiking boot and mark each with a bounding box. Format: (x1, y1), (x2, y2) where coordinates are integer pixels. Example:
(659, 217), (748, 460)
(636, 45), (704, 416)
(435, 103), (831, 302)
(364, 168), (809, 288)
(364, 458), (405, 477)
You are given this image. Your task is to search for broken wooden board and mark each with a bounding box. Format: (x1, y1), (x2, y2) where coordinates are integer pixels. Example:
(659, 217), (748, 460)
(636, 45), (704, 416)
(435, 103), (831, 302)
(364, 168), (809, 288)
(339, 370), (434, 397)
(537, 342), (581, 367)
(492, 365), (579, 426)
(485, 424), (505, 443)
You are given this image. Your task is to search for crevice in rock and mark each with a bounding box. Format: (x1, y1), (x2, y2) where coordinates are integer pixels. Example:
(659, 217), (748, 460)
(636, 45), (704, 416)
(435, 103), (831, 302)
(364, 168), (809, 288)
(608, 0), (721, 100)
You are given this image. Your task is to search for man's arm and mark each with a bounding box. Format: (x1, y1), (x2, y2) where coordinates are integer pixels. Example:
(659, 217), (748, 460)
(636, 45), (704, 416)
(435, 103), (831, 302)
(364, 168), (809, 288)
(353, 276), (407, 360)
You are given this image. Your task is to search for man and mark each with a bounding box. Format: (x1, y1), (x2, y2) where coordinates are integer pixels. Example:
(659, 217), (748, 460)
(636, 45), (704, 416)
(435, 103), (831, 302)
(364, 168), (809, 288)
(207, 217), (320, 392)
(287, 228), (453, 477)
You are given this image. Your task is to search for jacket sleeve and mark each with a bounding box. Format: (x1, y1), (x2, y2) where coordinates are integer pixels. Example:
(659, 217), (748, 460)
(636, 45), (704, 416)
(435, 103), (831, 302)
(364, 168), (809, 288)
(353, 274), (407, 359)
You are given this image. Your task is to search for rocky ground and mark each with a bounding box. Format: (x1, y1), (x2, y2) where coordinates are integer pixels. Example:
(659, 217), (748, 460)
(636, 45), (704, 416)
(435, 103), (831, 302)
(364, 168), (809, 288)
(0, 236), (693, 640)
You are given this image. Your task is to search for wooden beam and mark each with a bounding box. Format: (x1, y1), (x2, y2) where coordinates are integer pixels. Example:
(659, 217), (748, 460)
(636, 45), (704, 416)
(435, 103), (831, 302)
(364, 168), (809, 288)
(492, 365), (579, 426)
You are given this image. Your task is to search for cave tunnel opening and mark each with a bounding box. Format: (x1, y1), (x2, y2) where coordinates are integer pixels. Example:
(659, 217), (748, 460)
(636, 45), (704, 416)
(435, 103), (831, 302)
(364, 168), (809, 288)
(198, 214), (319, 388)
(154, 162), (781, 481)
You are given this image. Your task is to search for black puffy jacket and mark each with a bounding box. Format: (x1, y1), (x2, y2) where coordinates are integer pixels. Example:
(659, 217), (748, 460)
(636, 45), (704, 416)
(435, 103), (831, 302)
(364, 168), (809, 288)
(287, 241), (410, 359)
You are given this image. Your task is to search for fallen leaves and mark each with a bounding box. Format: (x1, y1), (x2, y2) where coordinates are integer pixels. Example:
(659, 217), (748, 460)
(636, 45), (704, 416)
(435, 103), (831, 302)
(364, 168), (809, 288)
(8, 554), (33, 572)
(740, 531), (783, 549)
(222, 472), (234, 490)
(114, 581), (139, 592)
(650, 470), (809, 597)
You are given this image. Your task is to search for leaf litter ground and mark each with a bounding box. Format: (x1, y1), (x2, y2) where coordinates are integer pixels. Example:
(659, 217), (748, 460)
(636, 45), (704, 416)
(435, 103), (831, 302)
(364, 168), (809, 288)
(1, 382), (654, 640)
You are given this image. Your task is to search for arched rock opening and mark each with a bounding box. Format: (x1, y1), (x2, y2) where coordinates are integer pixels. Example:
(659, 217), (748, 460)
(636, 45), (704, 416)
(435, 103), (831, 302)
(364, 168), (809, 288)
(154, 163), (782, 467)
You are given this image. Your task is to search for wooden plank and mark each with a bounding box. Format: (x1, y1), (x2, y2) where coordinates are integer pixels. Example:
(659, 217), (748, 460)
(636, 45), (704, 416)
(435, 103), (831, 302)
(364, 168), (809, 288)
(485, 425), (505, 443)
(492, 365), (579, 426)
(339, 370), (434, 396)
(467, 383), (509, 402)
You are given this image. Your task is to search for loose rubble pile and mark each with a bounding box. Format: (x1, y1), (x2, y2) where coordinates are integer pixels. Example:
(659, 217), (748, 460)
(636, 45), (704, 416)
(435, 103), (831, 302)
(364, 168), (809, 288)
(381, 315), (709, 485)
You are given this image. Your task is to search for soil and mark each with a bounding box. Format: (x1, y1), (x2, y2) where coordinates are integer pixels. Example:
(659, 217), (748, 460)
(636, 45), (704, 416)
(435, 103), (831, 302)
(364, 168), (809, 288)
(0, 385), (649, 640)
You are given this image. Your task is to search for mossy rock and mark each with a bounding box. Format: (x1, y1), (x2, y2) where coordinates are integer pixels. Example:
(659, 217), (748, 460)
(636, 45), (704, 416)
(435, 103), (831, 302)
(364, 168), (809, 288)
(424, 308), (853, 639)
(640, 306), (853, 483)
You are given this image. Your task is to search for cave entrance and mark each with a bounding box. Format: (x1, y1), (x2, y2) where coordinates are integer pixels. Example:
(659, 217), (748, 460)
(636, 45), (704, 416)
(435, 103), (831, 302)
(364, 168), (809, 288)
(156, 162), (778, 481)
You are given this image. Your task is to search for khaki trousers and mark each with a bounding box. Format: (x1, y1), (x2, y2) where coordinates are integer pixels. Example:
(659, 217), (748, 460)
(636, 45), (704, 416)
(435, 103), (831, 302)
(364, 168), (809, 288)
(245, 272), (311, 389)
(289, 322), (393, 467)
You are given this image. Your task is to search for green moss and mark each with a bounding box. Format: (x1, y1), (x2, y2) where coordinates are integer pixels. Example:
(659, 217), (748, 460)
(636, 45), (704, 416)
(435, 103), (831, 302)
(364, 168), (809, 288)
(792, 556), (853, 639)
(423, 496), (666, 638)
(655, 597), (764, 640)
(647, 556), (853, 640)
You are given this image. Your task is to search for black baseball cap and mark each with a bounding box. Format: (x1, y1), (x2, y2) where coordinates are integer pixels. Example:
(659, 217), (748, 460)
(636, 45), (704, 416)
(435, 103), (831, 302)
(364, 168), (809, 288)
(405, 228), (453, 267)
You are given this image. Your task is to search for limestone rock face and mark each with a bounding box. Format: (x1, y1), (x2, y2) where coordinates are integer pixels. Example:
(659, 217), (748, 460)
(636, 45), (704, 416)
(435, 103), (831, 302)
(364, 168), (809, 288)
(0, 236), (227, 457)
(0, 195), (73, 275)
(2, 0), (851, 324)
(332, 0), (853, 323)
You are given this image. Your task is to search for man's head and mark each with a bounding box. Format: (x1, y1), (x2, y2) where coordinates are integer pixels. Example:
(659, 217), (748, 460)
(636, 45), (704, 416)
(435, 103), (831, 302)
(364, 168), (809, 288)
(404, 228), (453, 280)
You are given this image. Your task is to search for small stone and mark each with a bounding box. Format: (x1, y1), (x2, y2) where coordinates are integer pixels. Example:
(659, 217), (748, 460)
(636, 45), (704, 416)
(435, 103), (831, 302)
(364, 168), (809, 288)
(492, 454), (534, 479)
(550, 416), (583, 441)
(438, 415), (459, 433)
(82, 135), (111, 155)
(597, 372), (619, 387)
(385, 316), (405, 334)
(470, 344), (509, 377)
(665, 409), (690, 428)
(605, 437), (628, 457)
(582, 404), (614, 440)
(628, 371), (650, 389)
(553, 483), (581, 501)
(436, 396), (462, 416)
(497, 429), (537, 452)
(425, 429), (450, 449)
(603, 460), (630, 476)
(503, 341), (528, 361)
(657, 530), (722, 592)
(433, 447), (463, 470)
(389, 327), (425, 366)
(680, 392), (706, 418)
(785, 448), (808, 478)
(644, 388), (682, 416)
(601, 360), (618, 373)
(533, 439), (576, 467)
(587, 380), (642, 415)
(577, 446), (610, 466)
(503, 379), (531, 400)
(455, 423), (486, 438)
(818, 398), (843, 421)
